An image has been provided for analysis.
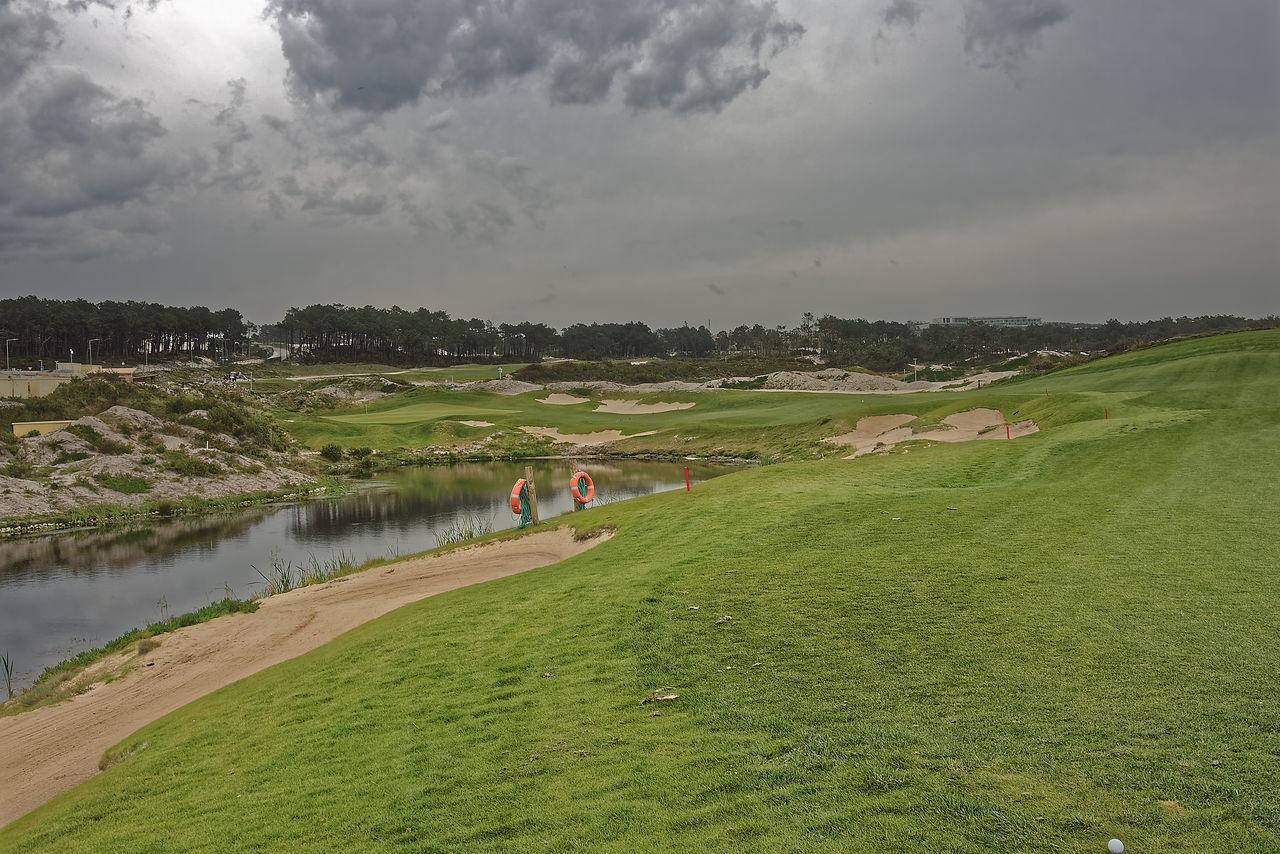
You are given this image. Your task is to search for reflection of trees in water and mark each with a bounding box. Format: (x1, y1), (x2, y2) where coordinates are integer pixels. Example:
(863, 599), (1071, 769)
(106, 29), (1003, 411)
(0, 509), (274, 582)
(290, 461), (733, 539)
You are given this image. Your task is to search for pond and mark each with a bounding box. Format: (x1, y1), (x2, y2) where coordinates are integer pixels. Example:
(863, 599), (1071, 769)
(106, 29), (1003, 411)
(0, 459), (737, 691)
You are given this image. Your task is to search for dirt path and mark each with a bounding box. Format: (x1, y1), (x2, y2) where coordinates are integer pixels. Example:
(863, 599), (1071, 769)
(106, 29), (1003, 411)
(0, 527), (610, 828)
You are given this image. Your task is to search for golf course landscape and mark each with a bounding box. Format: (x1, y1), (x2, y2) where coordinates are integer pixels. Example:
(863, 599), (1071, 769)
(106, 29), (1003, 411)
(2, 330), (1276, 852)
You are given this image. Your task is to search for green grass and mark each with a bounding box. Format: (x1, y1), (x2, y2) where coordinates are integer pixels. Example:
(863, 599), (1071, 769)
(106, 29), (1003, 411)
(277, 380), (1045, 459)
(3, 330), (1277, 851)
(91, 473), (151, 494)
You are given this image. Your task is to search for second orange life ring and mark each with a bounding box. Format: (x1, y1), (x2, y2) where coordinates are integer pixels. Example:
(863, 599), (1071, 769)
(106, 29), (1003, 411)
(570, 471), (594, 504)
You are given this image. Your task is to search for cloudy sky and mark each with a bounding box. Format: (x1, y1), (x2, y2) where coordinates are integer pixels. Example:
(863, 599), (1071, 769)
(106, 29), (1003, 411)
(0, 0), (1275, 327)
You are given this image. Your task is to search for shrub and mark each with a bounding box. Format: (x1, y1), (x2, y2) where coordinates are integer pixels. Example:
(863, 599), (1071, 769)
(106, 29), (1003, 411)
(67, 424), (132, 455)
(346, 446), (373, 459)
(319, 443), (344, 462)
(162, 450), (223, 477)
(94, 473), (151, 494)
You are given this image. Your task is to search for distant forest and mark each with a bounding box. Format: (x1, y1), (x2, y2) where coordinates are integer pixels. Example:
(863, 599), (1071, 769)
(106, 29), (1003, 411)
(0, 296), (1272, 373)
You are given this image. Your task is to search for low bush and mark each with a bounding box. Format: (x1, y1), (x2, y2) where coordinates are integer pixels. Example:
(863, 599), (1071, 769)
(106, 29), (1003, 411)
(93, 473), (151, 494)
(162, 450), (223, 477)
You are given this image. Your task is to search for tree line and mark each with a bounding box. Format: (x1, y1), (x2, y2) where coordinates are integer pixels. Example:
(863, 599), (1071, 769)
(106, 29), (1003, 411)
(1, 296), (1271, 373)
(268, 304), (1269, 370)
(0, 297), (247, 368)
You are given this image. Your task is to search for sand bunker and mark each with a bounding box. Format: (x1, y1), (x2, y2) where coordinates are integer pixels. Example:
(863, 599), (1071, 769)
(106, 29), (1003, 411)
(826, 408), (1039, 458)
(456, 420), (494, 427)
(0, 527), (611, 828)
(518, 426), (657, 445)
(539, 394), (590, 405)
(593, 399), (696, 415)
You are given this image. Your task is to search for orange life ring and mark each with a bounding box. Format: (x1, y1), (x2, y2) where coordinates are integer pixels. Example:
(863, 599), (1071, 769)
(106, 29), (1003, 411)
(570, 471), (595, 504)
(510, 478), (527, 514)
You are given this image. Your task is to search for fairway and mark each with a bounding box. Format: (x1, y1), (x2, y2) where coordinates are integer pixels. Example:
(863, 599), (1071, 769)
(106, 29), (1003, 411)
(3, 331), (1276, 852)
(321, 402), (518, 426)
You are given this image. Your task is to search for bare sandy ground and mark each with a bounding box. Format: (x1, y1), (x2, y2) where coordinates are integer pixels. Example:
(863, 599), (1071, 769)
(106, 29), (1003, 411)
(825, 408), (1039, 458)
(455, 420), (494, 427)
(518, 426), (658, 445)
(539, 393), (590, 405)
(592, 399), (696, 415)
(0, 527), (611, 828)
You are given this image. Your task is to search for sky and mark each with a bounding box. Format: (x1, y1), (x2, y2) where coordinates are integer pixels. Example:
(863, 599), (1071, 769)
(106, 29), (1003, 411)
(0, 0), (1276, 328)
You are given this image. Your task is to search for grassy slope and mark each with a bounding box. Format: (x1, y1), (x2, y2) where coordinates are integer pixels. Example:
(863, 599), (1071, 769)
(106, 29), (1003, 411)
(3, 331), (1277, 852)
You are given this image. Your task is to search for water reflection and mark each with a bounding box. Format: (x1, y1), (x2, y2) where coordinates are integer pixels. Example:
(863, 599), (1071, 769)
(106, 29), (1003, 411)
(0, 459), (734, 689)
(0, 510), (273, 582)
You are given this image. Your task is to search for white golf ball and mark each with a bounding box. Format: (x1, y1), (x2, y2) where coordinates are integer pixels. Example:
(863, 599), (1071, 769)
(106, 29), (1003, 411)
(1108, 839), (1124, 854)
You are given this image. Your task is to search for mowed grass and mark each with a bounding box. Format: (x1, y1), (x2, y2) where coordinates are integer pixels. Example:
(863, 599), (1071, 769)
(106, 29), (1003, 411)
(4, 331), (1277, 852)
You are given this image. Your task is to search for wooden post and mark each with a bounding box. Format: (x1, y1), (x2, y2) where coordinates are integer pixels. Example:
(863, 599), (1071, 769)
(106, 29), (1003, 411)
(524, 465), (540, 525)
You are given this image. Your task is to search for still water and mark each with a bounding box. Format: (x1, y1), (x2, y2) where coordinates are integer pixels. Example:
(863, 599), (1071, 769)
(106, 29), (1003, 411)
(0, 459), (735, 690)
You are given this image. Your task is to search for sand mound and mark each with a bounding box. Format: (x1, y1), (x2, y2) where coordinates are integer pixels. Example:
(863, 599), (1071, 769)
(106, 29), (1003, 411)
(825, 409), (1039, 458)
(539, 393), (590, 405)
(940, 408), (1004, 431)
(593, 399), (696, 414)
(0, 527), (612, 827)
(518, 426), (657, 445)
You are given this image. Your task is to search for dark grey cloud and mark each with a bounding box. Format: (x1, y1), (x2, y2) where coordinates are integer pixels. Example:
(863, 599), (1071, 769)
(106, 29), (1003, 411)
(0, 68), (190, 259)
(0, 1), (60, 96)
(881, 0), (923, 30)
(269, 0), (803, 115)
(963, 0), (1070, 75)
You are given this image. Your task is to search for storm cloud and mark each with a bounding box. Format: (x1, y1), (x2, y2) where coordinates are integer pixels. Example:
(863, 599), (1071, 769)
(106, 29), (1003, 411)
(0, 68), (192, 259)
(962, 0), (1070, 75)
(0, 0), (59, 96)
(269, 0), (804, 114)
(0, 0), (1273, 324)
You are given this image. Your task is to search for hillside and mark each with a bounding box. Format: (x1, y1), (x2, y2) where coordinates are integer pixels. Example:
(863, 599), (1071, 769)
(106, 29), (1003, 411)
(0, 377), (314, 529)
(1, 330), (1276, 851)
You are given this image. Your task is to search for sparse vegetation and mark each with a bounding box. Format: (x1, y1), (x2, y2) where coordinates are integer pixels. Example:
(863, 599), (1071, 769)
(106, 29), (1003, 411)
(432, 515), (495, 547)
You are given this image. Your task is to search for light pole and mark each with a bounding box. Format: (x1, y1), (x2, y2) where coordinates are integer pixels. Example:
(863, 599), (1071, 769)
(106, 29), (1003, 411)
(142, 338), (152, 366)
(88, 338), (101, 368)
(4, 338), (15, 371)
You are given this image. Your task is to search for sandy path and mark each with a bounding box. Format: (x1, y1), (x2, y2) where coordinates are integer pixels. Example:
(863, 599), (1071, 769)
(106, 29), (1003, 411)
(0, 527), (610, 828)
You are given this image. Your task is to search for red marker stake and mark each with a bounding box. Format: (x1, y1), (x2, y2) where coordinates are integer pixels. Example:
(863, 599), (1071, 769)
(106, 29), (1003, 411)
(1105, 408), (1108, 419)
(1007, 425), (1011, 440)
(684, 466), (691, 492)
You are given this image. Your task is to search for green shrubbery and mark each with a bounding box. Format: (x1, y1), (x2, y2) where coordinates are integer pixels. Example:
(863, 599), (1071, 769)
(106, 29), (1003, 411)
(66, 424), (132, 455)
(93, 473), (151, 494)
(162, 450), (223, 477)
